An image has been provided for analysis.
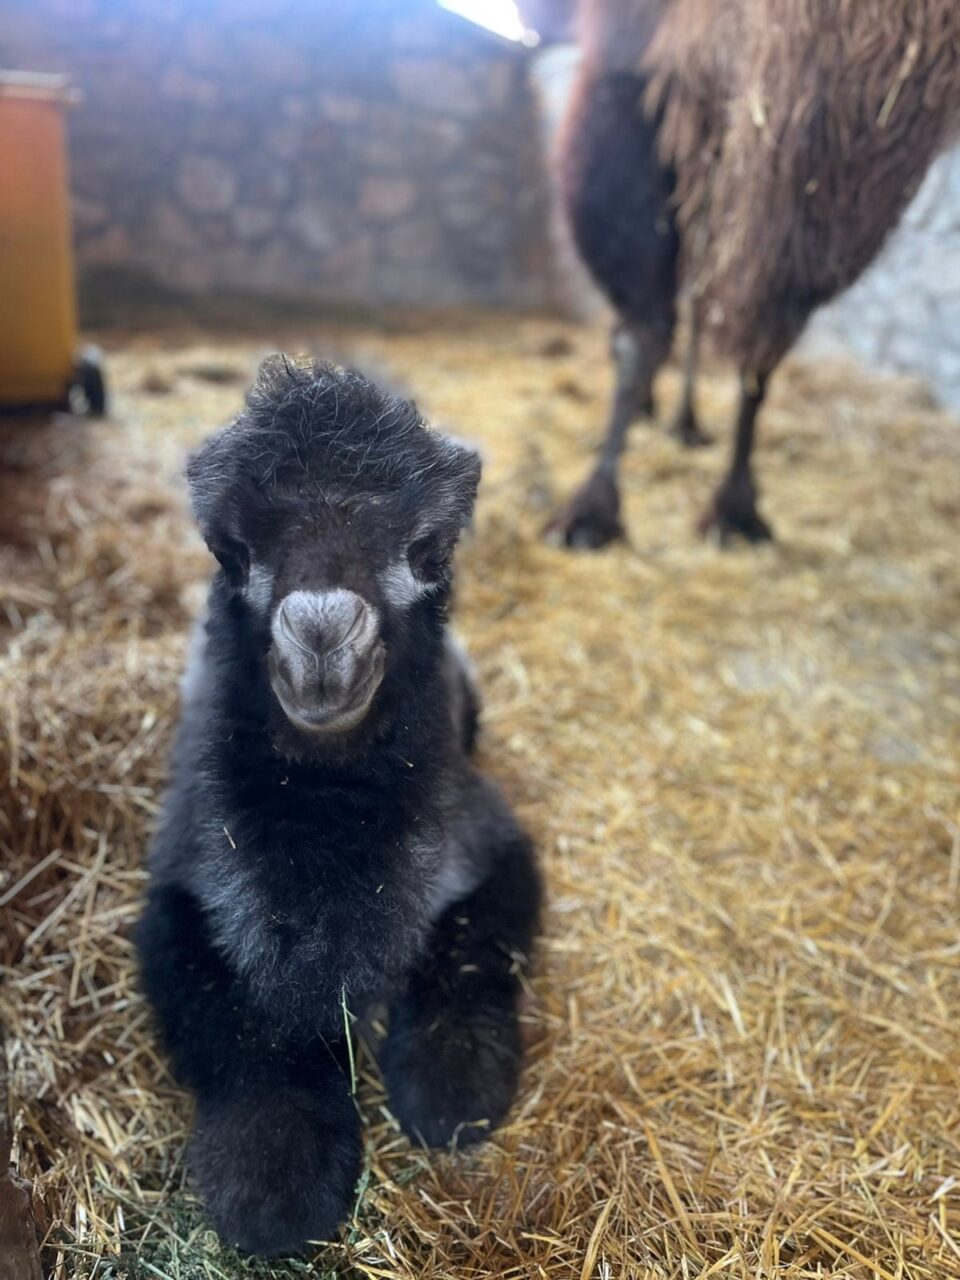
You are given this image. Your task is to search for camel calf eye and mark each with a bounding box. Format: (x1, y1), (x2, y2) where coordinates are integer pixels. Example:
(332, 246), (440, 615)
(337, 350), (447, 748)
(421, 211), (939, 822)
(408, 534), (448, 582)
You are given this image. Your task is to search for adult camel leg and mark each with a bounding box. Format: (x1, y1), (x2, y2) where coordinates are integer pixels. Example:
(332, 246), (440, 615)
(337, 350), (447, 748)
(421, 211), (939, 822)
(547, 318), (669, 550)
(668, 293), (711, 447)
(699, 370), (774, 544)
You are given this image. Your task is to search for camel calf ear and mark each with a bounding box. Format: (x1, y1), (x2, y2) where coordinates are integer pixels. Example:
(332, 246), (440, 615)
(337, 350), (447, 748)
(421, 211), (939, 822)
(186, 430), (251, 591)
(403, 440), (480, 587)
(437, 439), (482, 540)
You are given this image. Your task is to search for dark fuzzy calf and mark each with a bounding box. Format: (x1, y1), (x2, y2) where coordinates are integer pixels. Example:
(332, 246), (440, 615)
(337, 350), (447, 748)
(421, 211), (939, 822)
(135, 359), (541, 1257)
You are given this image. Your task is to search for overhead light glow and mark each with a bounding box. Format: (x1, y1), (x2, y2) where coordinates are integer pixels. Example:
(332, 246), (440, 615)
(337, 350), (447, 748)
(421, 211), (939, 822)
(438, 0), (535, 44)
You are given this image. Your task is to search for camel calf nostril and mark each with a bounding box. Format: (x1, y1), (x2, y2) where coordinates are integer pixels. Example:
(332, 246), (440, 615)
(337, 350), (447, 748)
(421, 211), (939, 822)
(274, 589), (378, 670)
(277, 599), (315, 654)
(269, 588), (384, 728)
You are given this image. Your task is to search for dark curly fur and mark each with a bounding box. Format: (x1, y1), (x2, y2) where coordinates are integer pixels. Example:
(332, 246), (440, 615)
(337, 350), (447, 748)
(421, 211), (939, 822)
(135, 360), (541, 1257)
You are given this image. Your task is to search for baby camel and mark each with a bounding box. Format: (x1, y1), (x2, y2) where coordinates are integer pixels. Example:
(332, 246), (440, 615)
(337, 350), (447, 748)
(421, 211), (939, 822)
(136, 359), (541, 1257)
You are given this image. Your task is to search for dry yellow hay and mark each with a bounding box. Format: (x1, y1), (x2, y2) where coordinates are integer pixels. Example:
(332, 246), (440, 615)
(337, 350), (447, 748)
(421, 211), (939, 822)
(2, 311), (959, 1280)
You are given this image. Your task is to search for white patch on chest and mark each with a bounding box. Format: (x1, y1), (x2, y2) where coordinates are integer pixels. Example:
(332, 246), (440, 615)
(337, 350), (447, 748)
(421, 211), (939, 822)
(180, 609), (209, 704)
(425, 843), (481, 921)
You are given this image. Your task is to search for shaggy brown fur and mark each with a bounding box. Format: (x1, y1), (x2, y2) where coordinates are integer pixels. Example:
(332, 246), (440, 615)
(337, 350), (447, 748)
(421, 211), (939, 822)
(689, 0), (960, 370)
(593, 0), (960, 366)
(552, 0), (960, 546)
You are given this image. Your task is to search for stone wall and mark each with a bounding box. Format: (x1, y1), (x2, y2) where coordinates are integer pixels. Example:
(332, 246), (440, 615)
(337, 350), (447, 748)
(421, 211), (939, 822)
(1, 0), (553, 312)
(802, 148), (960, 411)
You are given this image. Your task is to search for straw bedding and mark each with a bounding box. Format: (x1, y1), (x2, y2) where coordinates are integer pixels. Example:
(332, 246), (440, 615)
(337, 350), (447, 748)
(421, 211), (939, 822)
(2, 312), (959, 1279)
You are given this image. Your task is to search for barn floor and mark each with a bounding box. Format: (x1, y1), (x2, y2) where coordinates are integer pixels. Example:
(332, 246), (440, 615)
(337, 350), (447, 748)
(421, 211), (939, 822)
(2, 312), (959, 1280)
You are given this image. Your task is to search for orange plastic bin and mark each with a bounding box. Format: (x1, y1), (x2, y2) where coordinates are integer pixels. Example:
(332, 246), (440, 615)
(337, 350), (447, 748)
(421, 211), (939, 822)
(0, 70), (105, 414)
